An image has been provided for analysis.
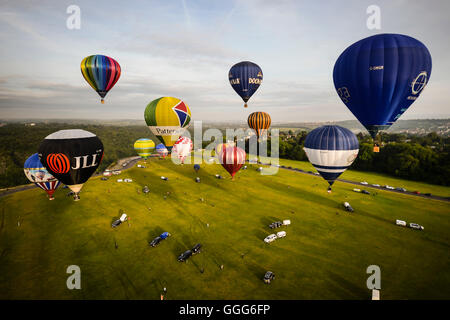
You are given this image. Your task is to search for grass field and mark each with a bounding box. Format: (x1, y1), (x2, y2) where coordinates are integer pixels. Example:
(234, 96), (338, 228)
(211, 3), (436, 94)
(0, 157), (449, 299)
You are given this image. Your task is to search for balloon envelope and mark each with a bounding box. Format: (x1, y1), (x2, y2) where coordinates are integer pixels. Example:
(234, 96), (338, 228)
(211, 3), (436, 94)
(303, 126), (359, 187)
(24, 153), (61, 199)
(144, 97), (191, 151)
(247, 111), (271, 138)
(134, 138), (155, 159)
(219, 146), (246, 179)
(172, 136), (193, 164)
(333, 34), (432, 138)
(229, 61), (263, 107)
(38, 129), (104, 199)
(81, 55), (121, 103)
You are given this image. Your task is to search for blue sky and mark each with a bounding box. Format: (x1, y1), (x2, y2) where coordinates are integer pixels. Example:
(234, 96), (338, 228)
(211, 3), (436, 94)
(0, 0), (449, 122)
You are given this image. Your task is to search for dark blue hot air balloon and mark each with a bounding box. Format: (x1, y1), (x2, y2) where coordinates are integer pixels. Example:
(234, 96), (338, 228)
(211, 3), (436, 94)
(333, 34), (432, 145)
(229, 61), (263, 108)
(303, 126), (359, 191)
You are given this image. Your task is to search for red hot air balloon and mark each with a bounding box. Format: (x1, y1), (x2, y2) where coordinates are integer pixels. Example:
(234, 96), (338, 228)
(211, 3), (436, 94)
(219, 146), (246, 180)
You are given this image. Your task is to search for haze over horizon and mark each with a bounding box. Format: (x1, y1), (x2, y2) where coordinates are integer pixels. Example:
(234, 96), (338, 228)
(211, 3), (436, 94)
(1, 0), (449, 122)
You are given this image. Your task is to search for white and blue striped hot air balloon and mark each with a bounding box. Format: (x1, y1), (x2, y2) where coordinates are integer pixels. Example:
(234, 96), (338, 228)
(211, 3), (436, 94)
(303, 125), (359, 191)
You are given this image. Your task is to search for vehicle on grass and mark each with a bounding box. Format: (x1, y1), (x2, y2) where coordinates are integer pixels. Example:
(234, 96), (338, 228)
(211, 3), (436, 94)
(413, 191), (420, 195)
(372, 184), (380, 187)
(313, 172), (320, 176)
(149, 236), (162, 247)
(101, 177), (108, 181)
(178, 250), (192, 262)
(409, 223), (424, 230)
(195, 177), (200, 183)
(395, 187), (406, 192)
(161, 176), (168, 181)
(353, 188), (361, 192)
(264, 234), (277, 243)
(112, 213), (127, 228)
(160, 232), (171, 239)
(396, 220), (407, 227)
(385, 185), (395, 190)
(143, 186), (149, 194)
(124, 178), (132, 182)
(424, 193), (431, 196)
(113, 171), (121, 175)
(269, 221), (283, 229)
(360, 181), (368, 185)
(192, 243), (202, 254)
(103, 171), (112, 177)
(215, 174), (223, 179)
(264, 271), (275, 284)
(362, 190), (370, 195)
(343, 202), (354, 212)
(276, 231), (286, 238)
(117, 179), (123, 182)
(282, 220), (291, 226)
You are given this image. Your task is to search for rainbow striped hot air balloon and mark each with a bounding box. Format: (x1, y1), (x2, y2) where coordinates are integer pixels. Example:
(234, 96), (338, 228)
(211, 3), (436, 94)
(144, 97), (191, 151)
(81, 55), (121, 104)
(134, 138), (155, 160)
(24, 153), (61, 200)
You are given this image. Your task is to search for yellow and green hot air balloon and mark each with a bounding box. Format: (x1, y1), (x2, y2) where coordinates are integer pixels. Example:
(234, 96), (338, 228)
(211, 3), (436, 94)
(134, 138), (155, 160)
(144, 97), (191, 151)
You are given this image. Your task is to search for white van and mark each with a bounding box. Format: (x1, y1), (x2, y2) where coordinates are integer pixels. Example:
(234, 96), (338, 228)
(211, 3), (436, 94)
(264, 234), (277, 243)
(117, 179), (123, 182)
(276, 231), (286, 238)
(282, 220), (291, 226)
(396, 219), (406, 227)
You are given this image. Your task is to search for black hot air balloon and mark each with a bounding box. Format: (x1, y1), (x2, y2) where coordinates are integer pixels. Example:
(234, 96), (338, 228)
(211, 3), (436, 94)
(38, 129), (104, 201)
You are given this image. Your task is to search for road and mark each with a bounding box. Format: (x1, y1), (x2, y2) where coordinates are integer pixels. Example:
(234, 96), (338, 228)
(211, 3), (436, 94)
(258, 162), (450, 202)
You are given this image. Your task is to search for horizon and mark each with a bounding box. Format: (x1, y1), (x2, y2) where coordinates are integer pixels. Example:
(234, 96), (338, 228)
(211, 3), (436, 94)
(1, 0), (449, 121)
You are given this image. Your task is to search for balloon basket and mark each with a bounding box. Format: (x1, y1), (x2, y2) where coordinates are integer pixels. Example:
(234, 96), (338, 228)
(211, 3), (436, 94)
(373, 146), (380, 152)
(73, 194), (81, 201)
(101, 99), (105, 104)
(244, 103), (248, 108)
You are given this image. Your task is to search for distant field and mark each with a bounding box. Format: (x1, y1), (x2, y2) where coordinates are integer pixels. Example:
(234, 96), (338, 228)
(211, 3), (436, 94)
(0, 157), (449, 299)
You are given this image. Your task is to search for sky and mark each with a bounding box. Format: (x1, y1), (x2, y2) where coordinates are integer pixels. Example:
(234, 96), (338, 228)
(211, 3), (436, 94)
(0, 0), (449, 122)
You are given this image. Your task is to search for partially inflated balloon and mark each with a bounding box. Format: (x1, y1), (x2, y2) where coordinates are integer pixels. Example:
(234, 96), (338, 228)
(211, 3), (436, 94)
(156, 143), (169, 158)
(229, 61), (263, 108)
(144, 97), (191, 151)
(81, 55), (121, 104)
(333, 34), (432, 143)
(24, 153), (61, 200)
(247, 111), (271, 138)
(134, 138), (155, 160)
(38, 129), (104, 200)
(218, 146), (246, 180)
(303, 126), (359, 191)
(172, 136), (193, 164)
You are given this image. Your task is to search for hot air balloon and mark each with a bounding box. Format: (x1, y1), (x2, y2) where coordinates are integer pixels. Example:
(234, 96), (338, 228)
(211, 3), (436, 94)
(38, 129), (104, 201)
(229, 61), (263, 108)
(333, 34), (432, 151)
(218, 145), (246, 180)
(156, 143), (169, 158)
(24, 153), (61, 200)
(172, 136), (193, 164)
(144, 97), (191, 151)
(194, 164), (200, 172)
(134, 138), (155, 160)
(81, 54), (121, 104)
(303, 126), (359, 192)
(247, 111), (271, 139)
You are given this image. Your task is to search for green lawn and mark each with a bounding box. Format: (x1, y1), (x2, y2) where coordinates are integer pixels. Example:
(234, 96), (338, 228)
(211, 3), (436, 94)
(0, 157), (449, 299)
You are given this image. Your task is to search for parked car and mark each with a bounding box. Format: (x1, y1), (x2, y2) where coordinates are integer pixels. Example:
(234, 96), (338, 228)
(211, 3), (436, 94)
(353, 188), (361, 192)
(112, 213), (127, 228)
(343, 202), (354, 212)
(269, 221), (283, 229)
(385, 185), (395, 190)
(313, 172), (320, 176)
(177, 250), (192, 262)
(372, 184), (380, 187)
(192, 243), (202, 254)
(360, 181), (368, 185)
(161, 176), (169, 181)
(215, 174), (223, 179)
(413, 191), (420, 195)
(149, 236), (162, 247)
(264, 234), (277, 243)
(276, 231), (286, 238)
(117, 179), (123, 182)
(124, 178), (132, 182)
(396, 219), (407, 227)
(101, 177), (108, 181)
(424, 193), (432, 197)
(362, 190), (370, 195)
(263, 271), (275, 284)
(160, 232), (171, 239)
(395, 187), (406, 192)
(409, 223), (424, 230)
(282, 219), (291, 226)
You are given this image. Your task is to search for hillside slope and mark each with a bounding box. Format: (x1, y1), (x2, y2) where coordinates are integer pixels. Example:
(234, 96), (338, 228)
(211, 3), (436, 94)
(0, 158), (449, 299)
